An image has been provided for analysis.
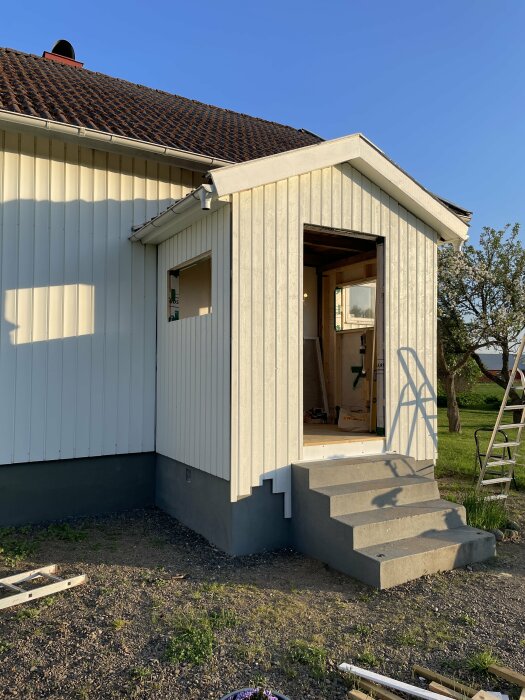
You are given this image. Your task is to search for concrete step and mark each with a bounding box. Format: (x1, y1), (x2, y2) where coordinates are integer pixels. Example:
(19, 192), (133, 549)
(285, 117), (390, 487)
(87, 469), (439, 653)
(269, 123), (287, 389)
(335, 499), (466, 548)
(315, 476), (439, 516)
(294, 454), (432, 488)
(356, 526), (496, 589)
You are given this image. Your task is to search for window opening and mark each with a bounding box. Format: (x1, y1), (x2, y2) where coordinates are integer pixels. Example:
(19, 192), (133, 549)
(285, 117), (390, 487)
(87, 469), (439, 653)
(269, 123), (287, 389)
(168, 254), (212, 322)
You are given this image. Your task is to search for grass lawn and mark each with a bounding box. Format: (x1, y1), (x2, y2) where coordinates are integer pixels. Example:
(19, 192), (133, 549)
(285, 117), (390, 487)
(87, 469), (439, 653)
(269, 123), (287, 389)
(436, 382), (524, 492)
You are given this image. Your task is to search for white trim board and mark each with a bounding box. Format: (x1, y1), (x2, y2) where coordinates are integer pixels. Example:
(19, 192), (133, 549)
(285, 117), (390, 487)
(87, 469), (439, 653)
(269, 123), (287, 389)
(210, 134), (468, 243)
(301, 438), (387, 462)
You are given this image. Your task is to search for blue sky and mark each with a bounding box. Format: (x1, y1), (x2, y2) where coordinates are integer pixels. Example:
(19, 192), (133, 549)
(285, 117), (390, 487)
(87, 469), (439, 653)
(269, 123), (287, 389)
(3, 1), (525, 244)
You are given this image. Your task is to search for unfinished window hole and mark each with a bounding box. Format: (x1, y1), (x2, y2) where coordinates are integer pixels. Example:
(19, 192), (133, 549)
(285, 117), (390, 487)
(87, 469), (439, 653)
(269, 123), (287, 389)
(168, 254), (212, 322)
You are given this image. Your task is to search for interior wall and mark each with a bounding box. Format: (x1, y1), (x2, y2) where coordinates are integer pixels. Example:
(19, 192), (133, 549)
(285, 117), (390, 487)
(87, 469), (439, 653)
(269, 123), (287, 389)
(322, 257), (377, 413)
(179, 256), (212, 319)
(303, 266), (318, 337)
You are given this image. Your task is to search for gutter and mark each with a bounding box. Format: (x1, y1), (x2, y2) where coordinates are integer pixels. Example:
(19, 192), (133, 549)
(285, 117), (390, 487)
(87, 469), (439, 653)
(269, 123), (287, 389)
(0, 109), (233, 170)
(130, 184), (219, 245)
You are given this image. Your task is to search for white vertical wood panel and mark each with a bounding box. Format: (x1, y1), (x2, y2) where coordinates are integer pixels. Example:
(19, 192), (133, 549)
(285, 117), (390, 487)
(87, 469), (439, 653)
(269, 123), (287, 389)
(155, 206), (231, 480)
(14, 132), (34, 462)
(29, 136), (50, 462)
(230, 162), (439, 501)
(251, 187), (264, 487)
(0, 129), (195, 465)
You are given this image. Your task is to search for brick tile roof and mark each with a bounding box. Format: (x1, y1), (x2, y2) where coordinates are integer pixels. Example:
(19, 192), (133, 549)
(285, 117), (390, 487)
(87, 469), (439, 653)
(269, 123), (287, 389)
(0, 47), (323, 163)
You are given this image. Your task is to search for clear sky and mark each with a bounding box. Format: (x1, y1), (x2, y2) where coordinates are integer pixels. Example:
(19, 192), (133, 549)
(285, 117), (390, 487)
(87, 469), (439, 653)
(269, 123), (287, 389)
(3, 1), (525, 244)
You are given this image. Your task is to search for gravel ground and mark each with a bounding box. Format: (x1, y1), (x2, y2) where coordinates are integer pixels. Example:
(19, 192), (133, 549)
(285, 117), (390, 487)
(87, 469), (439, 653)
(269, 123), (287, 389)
(0, 491), (523, 700)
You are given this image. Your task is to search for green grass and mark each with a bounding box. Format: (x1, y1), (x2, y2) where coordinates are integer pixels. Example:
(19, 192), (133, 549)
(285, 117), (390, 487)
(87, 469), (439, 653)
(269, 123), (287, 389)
(469, 383), (505, 401)
(467, 649), (499, 672)
(355, 646), (381, 667)
(287, 639), (328, 680)
(165, 614), (215, 665)
(112, 618), (129, 631)
(436, 383), (524, 489)
(462, 490), (508, 530)
(207, 607), (239, 630)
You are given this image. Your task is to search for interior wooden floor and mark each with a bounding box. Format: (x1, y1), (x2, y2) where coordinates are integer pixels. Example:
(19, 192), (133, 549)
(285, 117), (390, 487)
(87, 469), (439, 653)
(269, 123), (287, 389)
(303, 423), (382, 446)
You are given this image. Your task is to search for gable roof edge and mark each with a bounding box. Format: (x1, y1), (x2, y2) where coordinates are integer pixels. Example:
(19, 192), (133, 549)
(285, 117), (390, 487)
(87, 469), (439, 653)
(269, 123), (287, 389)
(210, 134), (469, 242)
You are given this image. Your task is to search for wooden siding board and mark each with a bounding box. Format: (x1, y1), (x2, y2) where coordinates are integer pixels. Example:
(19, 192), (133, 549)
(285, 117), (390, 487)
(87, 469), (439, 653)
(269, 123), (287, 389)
(13, 132), (34, 462)
(262, 183), (276, 478)
(0, 131), (194, 465)
(287, 176), (300, 466)
(251, 187), (264, 484)
(29, 136), (50, 462)
(238, 190), (253, 493)
(274, 179), (289, 474)
(230, 163), (438, 502)
(103, 152), (120, 455)
(45, 138), (66, 460)
(156, 207), (231, 482)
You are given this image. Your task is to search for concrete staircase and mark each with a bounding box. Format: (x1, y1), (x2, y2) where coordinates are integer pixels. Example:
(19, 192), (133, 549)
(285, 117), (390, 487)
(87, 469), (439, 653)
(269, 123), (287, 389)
(291, 454), (496, 589)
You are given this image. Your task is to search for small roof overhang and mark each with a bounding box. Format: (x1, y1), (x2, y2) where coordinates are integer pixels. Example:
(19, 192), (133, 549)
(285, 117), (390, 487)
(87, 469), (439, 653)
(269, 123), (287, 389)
(131, 133), (470, 245)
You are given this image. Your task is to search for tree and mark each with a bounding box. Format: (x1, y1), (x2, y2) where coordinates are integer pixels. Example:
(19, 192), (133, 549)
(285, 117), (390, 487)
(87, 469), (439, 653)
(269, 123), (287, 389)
(437, 224), (525, 432)
(466, 226), (525, 403)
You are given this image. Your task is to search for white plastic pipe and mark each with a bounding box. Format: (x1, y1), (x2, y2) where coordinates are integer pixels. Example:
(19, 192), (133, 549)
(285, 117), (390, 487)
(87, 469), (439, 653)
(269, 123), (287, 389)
(338, 663), (457, 700)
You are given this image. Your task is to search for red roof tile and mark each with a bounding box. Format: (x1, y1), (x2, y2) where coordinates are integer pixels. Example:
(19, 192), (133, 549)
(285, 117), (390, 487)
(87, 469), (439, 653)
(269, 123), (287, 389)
(0, 47), (323, 162)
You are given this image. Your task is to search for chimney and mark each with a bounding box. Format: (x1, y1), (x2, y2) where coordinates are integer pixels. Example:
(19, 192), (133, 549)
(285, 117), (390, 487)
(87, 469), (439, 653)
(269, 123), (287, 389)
(43, 40), (83, 68)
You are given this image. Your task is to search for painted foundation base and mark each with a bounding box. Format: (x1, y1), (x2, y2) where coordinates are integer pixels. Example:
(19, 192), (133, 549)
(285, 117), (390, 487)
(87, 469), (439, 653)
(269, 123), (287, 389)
(155, 454), (291, 555)
(0, 453), (156, 527)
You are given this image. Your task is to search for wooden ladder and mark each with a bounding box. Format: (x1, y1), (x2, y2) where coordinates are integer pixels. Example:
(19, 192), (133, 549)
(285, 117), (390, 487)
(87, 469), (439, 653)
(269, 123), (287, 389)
(0, 565), (86, 610)
(476, 335), (525, 502)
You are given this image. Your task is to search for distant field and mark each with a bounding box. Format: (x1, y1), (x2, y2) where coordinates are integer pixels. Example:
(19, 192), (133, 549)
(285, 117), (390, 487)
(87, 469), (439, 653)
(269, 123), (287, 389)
(436, 380), (524, 489)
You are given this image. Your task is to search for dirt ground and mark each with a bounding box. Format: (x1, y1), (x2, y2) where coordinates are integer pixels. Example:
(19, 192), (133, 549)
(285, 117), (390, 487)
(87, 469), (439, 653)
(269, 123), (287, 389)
(0, 492), (523, 700)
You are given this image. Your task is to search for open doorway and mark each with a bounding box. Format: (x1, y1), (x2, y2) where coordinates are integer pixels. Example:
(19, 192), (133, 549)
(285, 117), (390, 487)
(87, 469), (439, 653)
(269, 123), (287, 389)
(303, 225), (385, 447)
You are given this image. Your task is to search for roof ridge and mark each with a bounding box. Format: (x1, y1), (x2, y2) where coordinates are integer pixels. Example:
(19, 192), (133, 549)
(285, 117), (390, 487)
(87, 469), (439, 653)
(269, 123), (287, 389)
(0, 46), (319, 137)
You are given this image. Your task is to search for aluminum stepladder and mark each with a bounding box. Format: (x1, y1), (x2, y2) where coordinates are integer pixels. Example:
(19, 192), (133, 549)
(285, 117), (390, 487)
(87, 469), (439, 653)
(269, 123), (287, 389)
(476, 335), (525, 502)
(0, 565), (86, 610)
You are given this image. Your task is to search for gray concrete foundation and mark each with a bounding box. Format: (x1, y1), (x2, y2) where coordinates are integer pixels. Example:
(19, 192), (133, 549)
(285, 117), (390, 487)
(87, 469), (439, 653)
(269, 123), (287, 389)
(155, 454), (291, 555)
(0, 453), (156, 527)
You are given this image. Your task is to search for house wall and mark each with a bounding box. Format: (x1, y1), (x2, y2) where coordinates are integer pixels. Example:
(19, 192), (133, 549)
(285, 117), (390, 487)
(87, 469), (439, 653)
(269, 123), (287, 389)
(230, 162), (438, 501)
(0, 127), (202, 465)
(156, 205), (231, 480)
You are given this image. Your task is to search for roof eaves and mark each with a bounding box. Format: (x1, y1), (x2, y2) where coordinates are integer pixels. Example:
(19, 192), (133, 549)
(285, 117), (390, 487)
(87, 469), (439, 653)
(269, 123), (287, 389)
(209, 133), (469, 243)
(130, 184), (222, 245)
(0, 108), (234, 170)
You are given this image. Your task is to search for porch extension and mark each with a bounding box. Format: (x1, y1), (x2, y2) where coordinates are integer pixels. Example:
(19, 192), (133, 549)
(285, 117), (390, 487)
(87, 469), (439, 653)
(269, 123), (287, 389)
(291, 454), (495, 589)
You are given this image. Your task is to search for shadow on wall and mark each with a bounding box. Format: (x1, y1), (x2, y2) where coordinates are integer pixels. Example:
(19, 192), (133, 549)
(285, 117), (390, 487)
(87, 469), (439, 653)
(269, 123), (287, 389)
(0, 198), (158, 465)
(386, 346), (437, 456)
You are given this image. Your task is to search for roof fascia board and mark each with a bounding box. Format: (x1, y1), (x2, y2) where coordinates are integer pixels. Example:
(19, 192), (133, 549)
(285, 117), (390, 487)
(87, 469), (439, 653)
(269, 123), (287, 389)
(0, 109), (233, 172)
(210, 133), (468, 242)
(354, 139), (469, 242)
(211, 133), (361, 197)
(130, 187), (226, 245)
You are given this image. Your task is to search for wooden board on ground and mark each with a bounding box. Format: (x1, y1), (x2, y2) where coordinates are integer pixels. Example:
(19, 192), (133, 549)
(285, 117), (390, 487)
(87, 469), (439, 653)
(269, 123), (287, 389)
(356, 678), (405, 700)
(348, 690), (375, 700)
(413, 665), (478, 698)
(428, 682), (471, 700)
(471, 692), (504, 700)
(488, 665), (525, 689)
